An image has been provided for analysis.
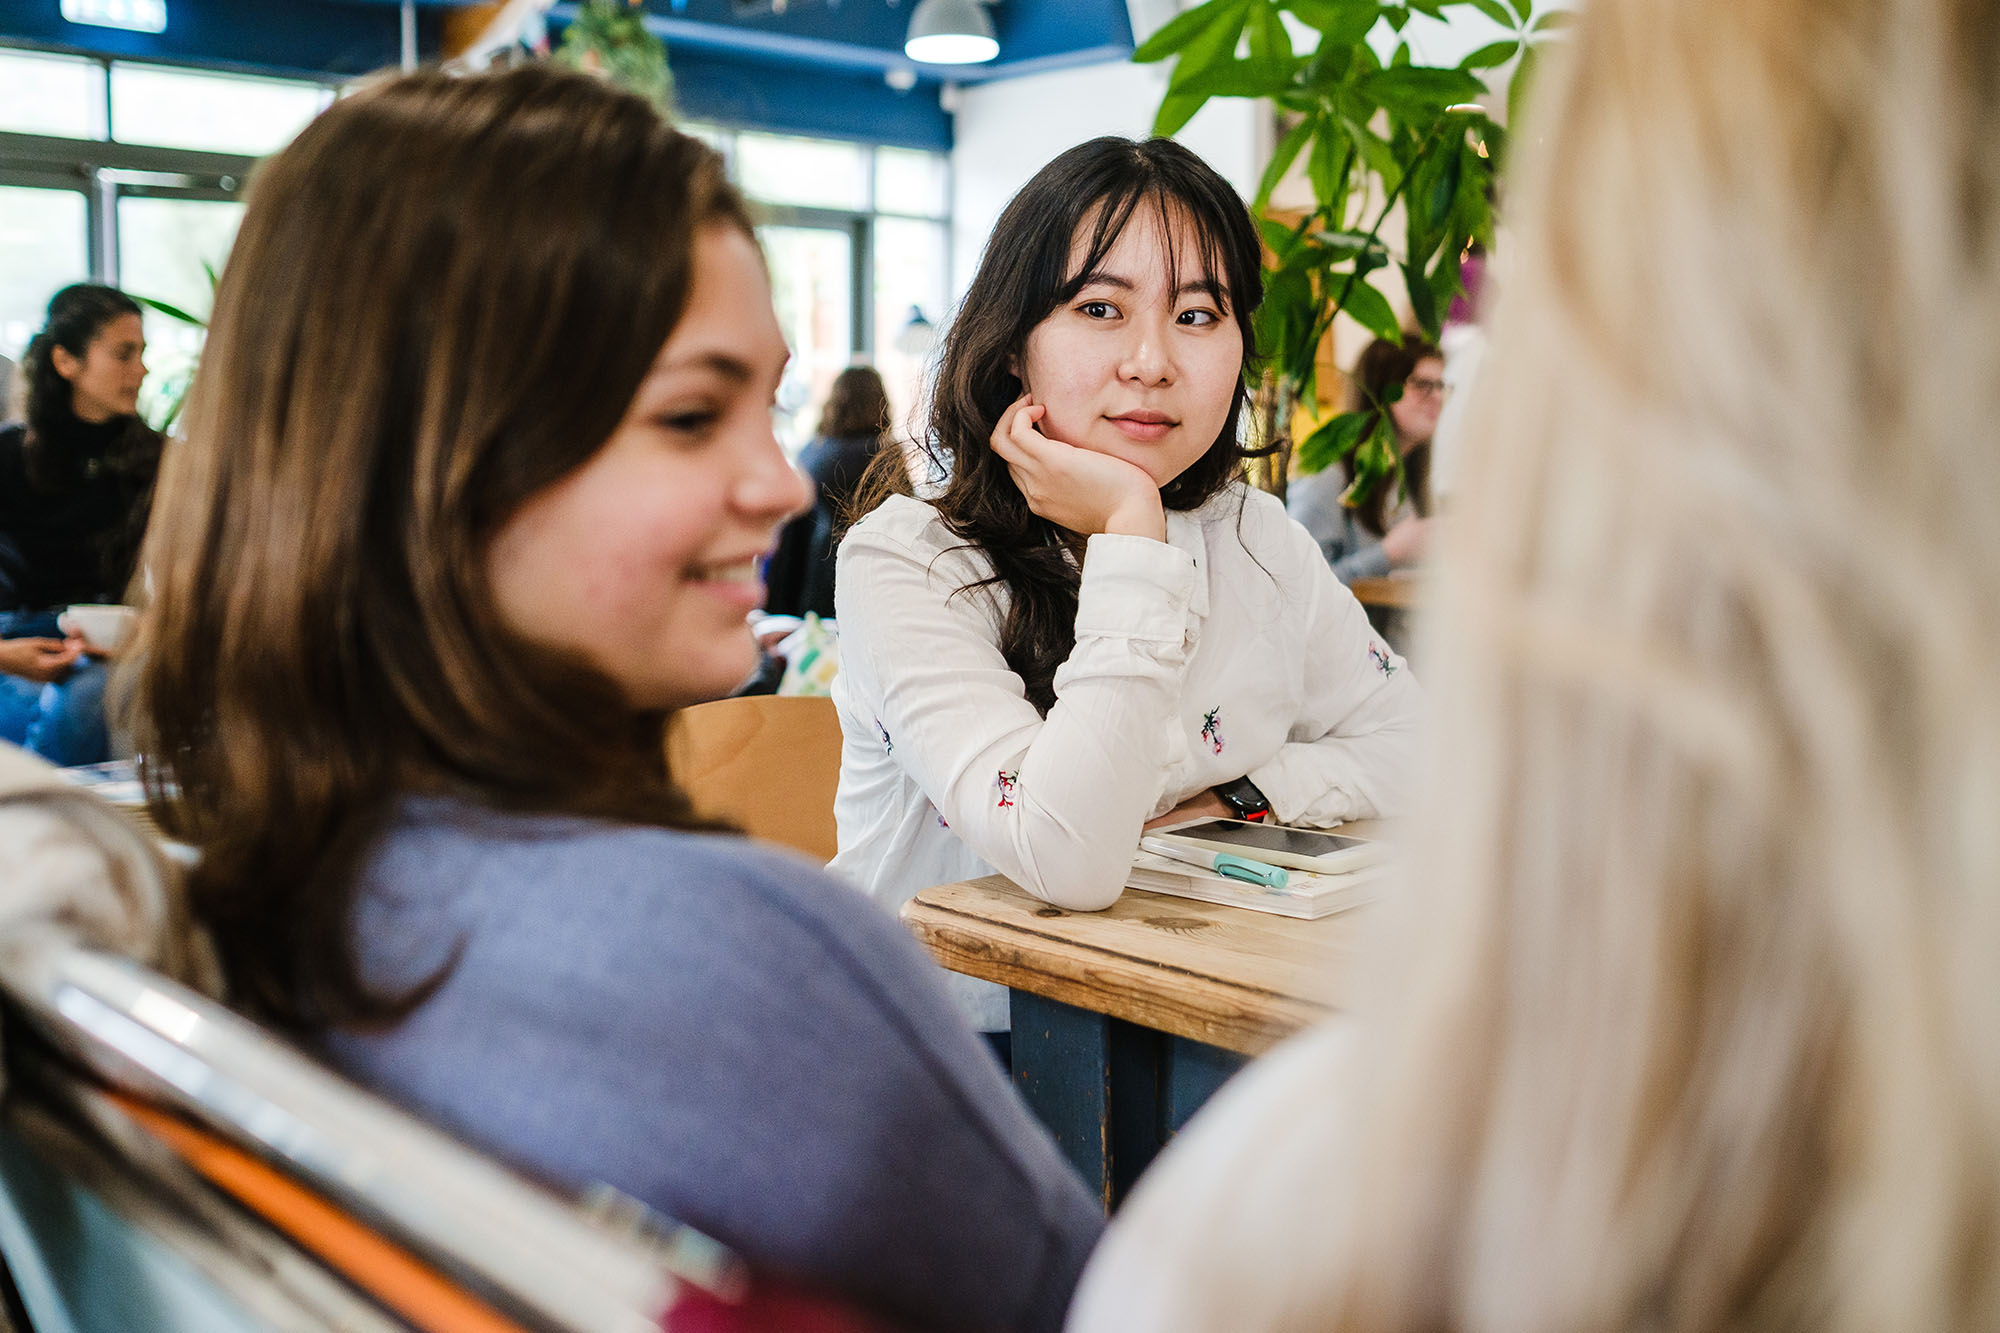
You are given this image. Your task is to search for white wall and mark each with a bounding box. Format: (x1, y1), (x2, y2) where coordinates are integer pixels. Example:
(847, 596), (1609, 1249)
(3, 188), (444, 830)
(947, 58), (1265, 300)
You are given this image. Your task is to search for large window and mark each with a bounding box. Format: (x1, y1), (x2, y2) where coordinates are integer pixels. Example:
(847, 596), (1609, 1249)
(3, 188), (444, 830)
(691, 122), (952, 448)
(0, 49), (332, 414)
(0, 51), (953, 452)
(0, 48), (106, 139)
(108, 63), (329, 155)
(0, 186), (89, 362)
(116, 195), (244, 421)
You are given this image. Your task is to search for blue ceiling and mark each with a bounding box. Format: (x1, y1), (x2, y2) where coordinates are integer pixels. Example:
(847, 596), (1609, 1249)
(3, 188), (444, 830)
(0, 0), (1137, 150)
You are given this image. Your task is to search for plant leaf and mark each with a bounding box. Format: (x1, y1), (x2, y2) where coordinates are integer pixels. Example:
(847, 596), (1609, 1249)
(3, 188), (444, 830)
(1152, 0), (1256, 133)
(1425, 129), (1463, 233)
(132, 294), (207, 328)
(1257, 213), (1310, 260)
(1247, 0), (1291, 64)
(1507, 0), (1533, 21)
(1340, 415), (1401, 507)
(1507, 38), (1543, 132)
(1153, 89), (1209, 137)
(1286, 0), (1382, 45)
(1256, 115), (1316, 209)
(1175, 56), (1299, 99)
(1133, 0), (1245, 63)
(1336, 276), (1402, 344)
(1461, 0), (1515, 27)
(1254, 264), (1315, 377)
(1345, 118), (1403, 196)
(1355, 65), (1485, 119)
(1529, 7), (1572, 31)
(1402, 259), (1436, 335)
(1294, 409), (1371, 475)
(1307, 112), (1346, 201)
(1458, 39), (1519, 68)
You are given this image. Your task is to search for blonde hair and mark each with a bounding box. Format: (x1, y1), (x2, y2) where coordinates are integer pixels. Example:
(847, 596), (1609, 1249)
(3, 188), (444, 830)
(1159, 0), (2000, 1326)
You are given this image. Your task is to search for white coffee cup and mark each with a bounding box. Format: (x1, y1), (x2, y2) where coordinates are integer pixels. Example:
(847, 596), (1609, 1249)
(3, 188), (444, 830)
(58, 603), (137, 655)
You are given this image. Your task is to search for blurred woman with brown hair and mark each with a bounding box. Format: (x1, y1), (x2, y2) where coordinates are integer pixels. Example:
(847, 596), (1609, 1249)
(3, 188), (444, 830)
(1285, 333), (1443, 584)
(1067, 0), (2000, 1326)
(128, 64), (1100, 1332)
(762, 364), (893, 620)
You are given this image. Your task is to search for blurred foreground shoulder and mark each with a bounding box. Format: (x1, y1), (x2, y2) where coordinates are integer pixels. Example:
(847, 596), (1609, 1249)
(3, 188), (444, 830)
(1066, 1021), (1359, 1333)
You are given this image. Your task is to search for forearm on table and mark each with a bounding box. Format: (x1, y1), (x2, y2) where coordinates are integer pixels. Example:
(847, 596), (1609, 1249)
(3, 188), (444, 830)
(1248, 715), (1423, 827)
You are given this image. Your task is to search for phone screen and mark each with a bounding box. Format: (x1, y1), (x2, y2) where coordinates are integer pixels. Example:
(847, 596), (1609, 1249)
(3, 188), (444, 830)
(1164, 819), (1371, 859)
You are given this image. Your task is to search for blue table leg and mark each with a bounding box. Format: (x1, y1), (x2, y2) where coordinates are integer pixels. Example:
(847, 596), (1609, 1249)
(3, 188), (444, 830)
(1010, 990), (1248, 1211)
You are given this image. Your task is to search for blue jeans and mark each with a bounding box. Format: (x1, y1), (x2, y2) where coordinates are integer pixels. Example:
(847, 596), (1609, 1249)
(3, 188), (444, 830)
(0, 610), (112, 767)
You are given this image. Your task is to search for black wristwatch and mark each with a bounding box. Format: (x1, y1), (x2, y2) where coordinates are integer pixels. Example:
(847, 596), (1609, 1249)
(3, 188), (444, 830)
(1212, 776), (1271, 823)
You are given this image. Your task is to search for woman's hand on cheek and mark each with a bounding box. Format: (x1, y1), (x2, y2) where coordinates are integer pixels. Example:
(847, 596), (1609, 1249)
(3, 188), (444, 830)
(989, 395), (1167, 543)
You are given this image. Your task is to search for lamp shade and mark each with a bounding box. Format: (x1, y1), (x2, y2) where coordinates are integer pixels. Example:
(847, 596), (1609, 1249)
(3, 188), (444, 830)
(904, 0), (998, 65)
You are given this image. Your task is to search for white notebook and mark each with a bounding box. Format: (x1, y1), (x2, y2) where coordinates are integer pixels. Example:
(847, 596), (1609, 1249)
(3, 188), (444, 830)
(1125, 849), (1386, 920)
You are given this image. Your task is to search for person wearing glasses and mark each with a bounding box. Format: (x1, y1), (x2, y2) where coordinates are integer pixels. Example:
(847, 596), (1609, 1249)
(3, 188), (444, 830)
(1286, 333), (1444, 584)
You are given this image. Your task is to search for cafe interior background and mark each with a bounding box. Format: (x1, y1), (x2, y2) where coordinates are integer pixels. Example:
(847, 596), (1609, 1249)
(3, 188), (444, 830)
(0, 0), (1538, 462)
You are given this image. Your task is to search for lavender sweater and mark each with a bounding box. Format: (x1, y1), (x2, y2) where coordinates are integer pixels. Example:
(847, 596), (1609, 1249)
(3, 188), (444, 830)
(319, 797), (1102, 1333)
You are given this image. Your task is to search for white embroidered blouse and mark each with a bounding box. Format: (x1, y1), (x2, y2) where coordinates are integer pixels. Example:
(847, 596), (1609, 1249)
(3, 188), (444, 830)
(828, 484), (1423, 1030)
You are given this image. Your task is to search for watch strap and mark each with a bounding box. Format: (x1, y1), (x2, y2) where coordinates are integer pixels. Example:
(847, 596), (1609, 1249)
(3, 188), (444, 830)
(1213, 776), (1271, 823)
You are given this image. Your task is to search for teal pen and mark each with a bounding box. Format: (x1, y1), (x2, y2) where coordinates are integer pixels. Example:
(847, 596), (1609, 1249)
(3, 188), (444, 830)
(1138, 836), (1290, 890)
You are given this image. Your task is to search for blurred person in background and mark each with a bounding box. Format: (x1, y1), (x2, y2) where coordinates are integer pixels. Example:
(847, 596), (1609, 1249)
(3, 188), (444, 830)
(763, 364), (893, 621)
(1286, 333), (1442, 584)
(0, 283), (159, 765)
(1067, 0), (2000, 1326)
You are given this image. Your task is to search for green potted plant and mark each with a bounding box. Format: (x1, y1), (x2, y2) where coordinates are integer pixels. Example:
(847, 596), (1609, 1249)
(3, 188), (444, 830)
(1135, 0), (1564, 501)
(556, 0), (674, 112)
(132, 260), (217, 434)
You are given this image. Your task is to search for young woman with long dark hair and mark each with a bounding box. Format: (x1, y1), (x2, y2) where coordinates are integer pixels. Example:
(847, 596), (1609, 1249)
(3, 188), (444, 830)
(830, 137), (1424, 1033)
(0, 283), (160, 764)
(129, 65), (1100, 1332)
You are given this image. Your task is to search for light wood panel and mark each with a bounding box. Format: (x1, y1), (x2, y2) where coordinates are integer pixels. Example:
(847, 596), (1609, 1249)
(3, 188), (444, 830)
(665, 695), (842, 863)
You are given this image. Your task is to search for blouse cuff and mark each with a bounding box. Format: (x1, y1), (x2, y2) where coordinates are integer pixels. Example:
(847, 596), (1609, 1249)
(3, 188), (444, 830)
(1246, 746), (1351, 828)
(1074, 534), (1197, 641)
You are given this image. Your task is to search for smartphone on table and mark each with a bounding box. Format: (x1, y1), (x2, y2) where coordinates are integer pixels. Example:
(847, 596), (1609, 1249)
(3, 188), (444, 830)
(1148, 817), (1388, 875)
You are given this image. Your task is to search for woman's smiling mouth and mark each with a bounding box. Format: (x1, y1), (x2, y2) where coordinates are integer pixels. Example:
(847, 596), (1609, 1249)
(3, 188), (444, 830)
(1105, 410), (1178, 441)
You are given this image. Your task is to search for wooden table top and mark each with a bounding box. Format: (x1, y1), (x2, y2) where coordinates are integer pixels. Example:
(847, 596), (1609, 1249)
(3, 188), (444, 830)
(900, 822), (1389, 1056)
(1346, 575), (1420, 610)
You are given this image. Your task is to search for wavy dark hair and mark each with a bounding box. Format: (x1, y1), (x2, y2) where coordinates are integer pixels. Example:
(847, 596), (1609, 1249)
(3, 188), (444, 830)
(129, 65), (743, 1030)
(20, 283), (160, 493)
(858, 136), (1263, 712)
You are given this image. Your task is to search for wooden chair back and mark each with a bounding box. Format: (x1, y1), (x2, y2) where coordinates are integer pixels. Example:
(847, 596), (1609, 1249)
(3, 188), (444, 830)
(664, 696), (843, 863)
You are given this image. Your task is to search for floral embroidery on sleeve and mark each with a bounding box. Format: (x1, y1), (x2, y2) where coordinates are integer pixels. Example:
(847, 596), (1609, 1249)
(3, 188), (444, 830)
(875, 718), (893, 754)
(1199, 707), (1225, 754)
(1368, 642), (1398, 677)
(995, 770), (1019, 809)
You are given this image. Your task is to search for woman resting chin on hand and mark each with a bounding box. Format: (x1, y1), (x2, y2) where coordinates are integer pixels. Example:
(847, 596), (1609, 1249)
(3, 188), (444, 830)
(827, 136), (1424, 1037)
